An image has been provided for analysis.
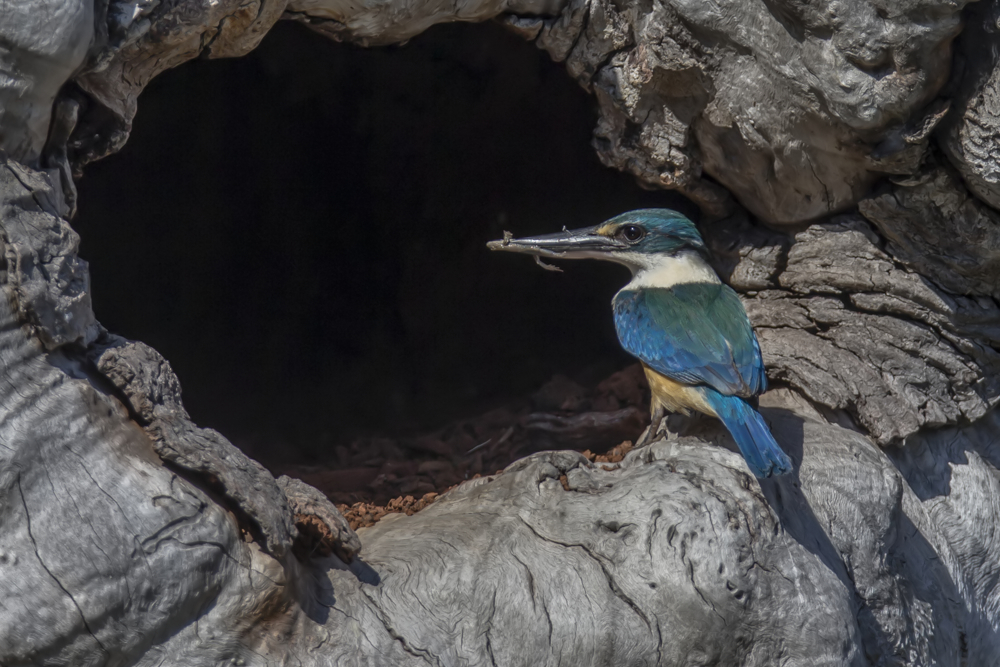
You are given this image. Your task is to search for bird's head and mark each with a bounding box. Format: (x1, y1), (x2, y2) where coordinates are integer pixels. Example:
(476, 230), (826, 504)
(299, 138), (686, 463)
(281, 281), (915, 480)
(487, 209), (707, 273)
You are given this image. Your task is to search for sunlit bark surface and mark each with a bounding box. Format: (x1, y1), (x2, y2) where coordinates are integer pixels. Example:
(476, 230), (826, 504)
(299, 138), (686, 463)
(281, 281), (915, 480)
(2, 0), (1000, 663)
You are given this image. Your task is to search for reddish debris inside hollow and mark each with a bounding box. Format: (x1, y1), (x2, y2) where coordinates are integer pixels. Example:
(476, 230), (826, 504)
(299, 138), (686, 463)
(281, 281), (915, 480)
(275, 365), (650, 529)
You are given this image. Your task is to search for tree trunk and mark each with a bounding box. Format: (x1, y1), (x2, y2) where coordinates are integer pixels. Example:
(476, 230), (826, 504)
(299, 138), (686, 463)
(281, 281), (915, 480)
(2, 0), (1000, 664)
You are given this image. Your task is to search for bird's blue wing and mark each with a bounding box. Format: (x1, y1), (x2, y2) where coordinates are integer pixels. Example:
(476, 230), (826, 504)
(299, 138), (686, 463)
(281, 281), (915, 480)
(613, 283), (766, 397)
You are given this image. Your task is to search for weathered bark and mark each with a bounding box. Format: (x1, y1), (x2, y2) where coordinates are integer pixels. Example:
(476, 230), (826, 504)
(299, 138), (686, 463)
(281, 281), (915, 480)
(3, 0), (1000, 664)
(502, 0), (968, 223)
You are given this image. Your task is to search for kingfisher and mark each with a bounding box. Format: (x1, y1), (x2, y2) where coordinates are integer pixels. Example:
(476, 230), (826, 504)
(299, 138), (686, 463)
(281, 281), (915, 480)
(487, 209), (791, 478)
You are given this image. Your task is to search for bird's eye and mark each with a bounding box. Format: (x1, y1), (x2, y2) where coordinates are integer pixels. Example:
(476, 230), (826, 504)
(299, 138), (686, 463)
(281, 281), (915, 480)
(620, 225), (645, 242)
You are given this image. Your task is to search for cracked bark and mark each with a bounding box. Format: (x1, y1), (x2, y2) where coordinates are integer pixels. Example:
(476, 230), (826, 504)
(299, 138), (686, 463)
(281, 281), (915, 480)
(16, 474), (109, 657)
(3, 0), (1000, 663)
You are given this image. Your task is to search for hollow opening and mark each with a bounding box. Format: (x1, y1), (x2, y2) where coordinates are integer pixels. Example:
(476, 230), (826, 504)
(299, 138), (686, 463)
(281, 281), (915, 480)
(74, 20), (693, 506)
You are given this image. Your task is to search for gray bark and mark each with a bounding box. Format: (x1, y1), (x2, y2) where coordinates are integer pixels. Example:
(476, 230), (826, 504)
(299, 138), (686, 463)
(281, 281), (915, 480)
(3, 0), (1000, 664)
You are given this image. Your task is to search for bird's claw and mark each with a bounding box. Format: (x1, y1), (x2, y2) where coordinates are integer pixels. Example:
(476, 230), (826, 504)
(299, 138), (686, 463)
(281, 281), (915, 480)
(635, 406), (667, 448)
(635, 425), (659, 448)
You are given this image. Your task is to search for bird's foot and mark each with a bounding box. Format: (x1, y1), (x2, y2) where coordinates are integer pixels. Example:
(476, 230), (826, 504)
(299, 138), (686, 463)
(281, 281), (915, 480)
(635, 407), (667, 448)
(635, 426), (657, 448)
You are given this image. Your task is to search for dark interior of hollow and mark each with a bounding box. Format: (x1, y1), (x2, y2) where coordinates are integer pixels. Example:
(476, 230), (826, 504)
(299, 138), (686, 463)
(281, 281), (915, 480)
(74, 20), (694, 468)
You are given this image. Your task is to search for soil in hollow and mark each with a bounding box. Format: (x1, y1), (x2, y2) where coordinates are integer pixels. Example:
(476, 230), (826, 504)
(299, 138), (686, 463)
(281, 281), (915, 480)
(274, 364), (651, 528)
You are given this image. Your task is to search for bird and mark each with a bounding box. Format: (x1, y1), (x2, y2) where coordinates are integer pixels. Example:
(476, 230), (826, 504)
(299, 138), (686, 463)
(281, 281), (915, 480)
(487, 208), (792, 478)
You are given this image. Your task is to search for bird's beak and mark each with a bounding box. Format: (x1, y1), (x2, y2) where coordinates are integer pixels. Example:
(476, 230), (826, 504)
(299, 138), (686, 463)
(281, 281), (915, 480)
(486, 225), (621, 259)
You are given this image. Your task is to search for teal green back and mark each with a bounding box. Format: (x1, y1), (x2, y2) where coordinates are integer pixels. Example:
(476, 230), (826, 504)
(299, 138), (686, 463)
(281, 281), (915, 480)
(613, 283), (766, 397)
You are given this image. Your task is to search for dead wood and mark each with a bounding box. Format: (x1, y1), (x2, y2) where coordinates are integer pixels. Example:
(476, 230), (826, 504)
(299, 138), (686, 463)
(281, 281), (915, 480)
(3, 0), (1000, 663)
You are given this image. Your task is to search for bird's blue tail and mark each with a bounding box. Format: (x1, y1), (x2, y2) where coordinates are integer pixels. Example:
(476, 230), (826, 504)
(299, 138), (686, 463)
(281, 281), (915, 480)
(703, 391), (792, 478)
